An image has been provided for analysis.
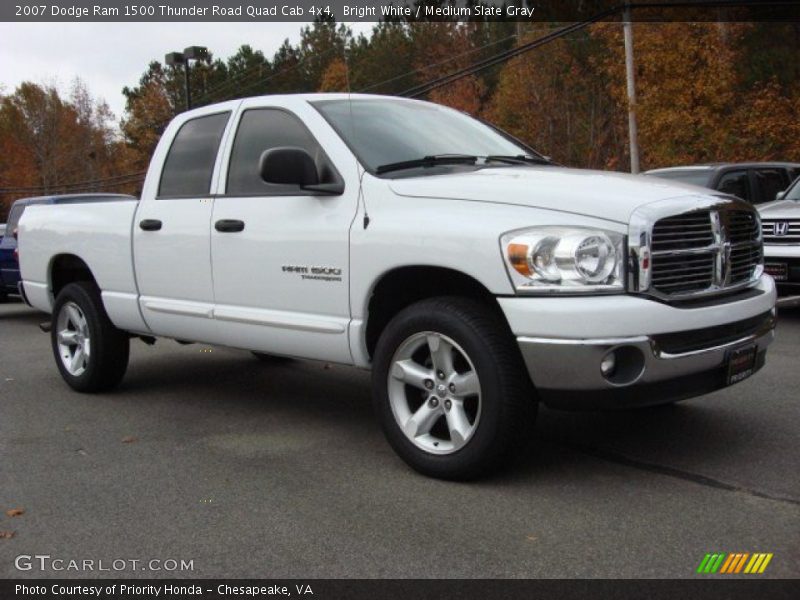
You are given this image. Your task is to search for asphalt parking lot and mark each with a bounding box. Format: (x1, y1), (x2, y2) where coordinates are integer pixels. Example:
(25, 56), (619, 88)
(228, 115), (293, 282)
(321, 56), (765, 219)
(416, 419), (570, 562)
(0, 302), (798, 579)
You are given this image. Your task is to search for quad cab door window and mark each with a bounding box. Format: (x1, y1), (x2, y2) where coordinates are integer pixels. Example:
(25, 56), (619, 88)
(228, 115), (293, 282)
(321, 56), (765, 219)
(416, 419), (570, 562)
(133, 111), (230, 340)
(210, 107), (355, 363)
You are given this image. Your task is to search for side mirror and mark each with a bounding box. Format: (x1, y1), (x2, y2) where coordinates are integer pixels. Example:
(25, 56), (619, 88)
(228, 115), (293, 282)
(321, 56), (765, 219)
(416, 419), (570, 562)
(775, 190), (786, 201)
(259, 147), (343, 195)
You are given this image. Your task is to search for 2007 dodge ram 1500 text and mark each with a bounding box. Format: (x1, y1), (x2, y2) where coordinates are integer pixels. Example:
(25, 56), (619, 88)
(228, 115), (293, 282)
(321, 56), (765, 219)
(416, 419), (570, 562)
(19, 94), (777, 479)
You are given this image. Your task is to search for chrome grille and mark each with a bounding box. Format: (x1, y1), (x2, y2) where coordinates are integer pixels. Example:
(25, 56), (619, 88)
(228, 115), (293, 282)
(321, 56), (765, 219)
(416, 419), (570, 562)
(761, 219), (800, 244)
(646, 206), (762, 299)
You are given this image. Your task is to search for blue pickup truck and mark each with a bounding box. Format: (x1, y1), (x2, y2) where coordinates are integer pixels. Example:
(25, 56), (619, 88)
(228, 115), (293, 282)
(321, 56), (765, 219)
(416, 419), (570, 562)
(1, 194), (135, 302)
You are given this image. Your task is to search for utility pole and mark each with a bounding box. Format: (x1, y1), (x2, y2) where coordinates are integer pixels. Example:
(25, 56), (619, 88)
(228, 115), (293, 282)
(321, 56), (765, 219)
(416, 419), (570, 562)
(623, 4), (640, 174)
(165, 46), (208, 111)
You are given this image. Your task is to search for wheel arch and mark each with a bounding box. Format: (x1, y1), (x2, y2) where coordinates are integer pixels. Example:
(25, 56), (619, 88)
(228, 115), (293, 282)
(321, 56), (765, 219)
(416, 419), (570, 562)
(363, 265), (510, 360)
(49, 254), (98, 299)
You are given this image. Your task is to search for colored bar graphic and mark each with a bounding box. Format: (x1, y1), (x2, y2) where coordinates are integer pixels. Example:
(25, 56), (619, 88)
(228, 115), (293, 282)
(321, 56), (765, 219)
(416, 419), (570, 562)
(709, 553), (725, 573)
(720, 554), (736, 573)
(699, 552), (773, 574)
(758, 554), (773, 573)
(734, 553), (749, 573)
(697, 554), (713, 573)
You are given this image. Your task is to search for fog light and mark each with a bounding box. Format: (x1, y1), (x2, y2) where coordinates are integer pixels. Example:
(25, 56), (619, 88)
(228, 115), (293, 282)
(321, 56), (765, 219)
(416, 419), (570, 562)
(600, 351), (616, 377)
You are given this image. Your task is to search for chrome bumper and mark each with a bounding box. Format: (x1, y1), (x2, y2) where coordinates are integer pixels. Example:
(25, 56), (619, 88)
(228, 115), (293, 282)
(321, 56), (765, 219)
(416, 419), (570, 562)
(518, 310), (776, 410)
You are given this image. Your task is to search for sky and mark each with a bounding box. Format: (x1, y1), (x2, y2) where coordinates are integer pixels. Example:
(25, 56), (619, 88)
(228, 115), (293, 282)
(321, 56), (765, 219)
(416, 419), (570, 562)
(0, 22), (373, 124)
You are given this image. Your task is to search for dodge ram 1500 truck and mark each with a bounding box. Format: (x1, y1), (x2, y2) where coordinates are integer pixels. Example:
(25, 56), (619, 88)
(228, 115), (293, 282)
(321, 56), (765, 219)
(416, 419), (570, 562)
(19, 94), (777, 479)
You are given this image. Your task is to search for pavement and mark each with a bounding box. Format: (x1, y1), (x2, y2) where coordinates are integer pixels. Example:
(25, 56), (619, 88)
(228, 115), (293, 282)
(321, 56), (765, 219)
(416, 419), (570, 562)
(0, 301), (798, 579)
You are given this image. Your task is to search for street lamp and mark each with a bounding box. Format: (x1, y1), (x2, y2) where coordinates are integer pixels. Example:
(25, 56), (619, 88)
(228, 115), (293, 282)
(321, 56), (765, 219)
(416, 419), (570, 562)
(165, 45), (208, 111)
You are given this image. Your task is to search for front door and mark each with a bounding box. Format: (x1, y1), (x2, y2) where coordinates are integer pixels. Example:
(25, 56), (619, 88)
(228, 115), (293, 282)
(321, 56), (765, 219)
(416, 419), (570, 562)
(209, 105), (358, 363)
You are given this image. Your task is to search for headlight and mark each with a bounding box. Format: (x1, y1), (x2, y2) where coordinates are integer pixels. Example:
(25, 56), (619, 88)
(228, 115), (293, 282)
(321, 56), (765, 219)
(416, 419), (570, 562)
(501, 227), (626, 294)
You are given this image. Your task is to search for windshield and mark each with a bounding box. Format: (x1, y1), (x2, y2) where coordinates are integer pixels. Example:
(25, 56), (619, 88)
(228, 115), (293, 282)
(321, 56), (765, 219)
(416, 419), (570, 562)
(646, 169), (712, 187)
(313, 98), (530, 175)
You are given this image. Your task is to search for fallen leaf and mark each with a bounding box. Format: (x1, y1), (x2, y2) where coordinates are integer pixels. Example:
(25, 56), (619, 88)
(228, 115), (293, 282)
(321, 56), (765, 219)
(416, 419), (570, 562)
(0, 531), (15, 539)
(121, 436), (138, 444)
(526, 535), (538, 542)
(6, 509), (24, 518)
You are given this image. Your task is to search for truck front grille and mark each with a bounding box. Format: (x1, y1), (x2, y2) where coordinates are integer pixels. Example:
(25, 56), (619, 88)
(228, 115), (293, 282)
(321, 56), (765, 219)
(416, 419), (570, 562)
(761, 219), (800, 244)
(649, 208), (761, 298)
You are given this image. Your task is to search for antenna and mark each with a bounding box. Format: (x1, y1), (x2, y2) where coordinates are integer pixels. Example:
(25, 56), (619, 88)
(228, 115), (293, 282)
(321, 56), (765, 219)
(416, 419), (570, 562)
(343, 45), (370, 230)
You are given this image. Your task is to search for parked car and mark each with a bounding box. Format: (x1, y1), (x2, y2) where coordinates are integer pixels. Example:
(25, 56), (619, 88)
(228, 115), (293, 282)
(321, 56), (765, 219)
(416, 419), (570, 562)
(759, 176), (800, 293)
(644, 162), (800, 204)
(18, 94), (776, 480)
(1, 195), (134, 302)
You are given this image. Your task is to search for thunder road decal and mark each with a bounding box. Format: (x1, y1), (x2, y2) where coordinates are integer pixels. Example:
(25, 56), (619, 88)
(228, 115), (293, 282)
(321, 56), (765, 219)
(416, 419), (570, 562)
(696, 552), (773, 574)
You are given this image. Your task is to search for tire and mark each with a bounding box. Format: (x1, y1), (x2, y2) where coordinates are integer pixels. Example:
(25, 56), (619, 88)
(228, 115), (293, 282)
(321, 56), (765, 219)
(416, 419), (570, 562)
(372, 297), (537, 480)
(51, 282), (129, 393)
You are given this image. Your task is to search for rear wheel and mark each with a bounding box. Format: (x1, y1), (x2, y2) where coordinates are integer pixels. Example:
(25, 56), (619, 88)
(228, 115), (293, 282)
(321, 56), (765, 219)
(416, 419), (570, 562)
(51, 282), (129, 392)
(372, 297), (536, 480)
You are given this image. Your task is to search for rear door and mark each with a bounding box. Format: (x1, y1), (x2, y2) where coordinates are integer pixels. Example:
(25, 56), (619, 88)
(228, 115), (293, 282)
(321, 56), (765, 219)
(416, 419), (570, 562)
(209, 100), (359, 363)
(133, 108), (233, 341)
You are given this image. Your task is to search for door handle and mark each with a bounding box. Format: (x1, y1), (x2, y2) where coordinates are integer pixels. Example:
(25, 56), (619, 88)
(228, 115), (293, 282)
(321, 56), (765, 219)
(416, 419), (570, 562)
(139, 219), (162, 231)
(215, 219), (245, 233)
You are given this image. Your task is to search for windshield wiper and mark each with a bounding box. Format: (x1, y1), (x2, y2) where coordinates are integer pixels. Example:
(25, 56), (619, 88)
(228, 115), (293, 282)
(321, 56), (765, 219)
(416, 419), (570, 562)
(484, 154), (553, 166)
(376, 154), (478, 175)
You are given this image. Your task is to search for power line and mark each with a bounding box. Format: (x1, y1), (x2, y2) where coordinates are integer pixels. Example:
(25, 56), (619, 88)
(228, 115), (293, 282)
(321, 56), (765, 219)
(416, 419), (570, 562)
(0, 171), (146, 194)
(357, 32), (518, 94)
(399, 11), (619, 98)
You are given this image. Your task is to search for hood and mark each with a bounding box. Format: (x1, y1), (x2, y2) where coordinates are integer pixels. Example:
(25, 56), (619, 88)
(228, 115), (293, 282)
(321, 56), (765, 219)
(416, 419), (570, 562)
(757, 199), (800, 219)
(388, 166), (722, 224)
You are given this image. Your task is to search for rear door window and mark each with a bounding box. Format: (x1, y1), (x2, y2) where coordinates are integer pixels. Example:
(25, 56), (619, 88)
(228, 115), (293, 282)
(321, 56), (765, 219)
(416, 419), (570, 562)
(158, 112), (230, 198)
(716, 170), (752, 202)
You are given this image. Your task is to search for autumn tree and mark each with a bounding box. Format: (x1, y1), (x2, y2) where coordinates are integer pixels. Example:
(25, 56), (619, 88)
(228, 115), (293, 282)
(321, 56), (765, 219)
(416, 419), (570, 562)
(487, 26), (622, 168)
(0, 81), (130, 219)
(319, 58), (350, 92)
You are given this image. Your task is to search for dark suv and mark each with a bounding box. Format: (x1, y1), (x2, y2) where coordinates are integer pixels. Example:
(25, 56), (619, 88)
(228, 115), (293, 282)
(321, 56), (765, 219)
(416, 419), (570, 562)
(644, 162), (800, 205)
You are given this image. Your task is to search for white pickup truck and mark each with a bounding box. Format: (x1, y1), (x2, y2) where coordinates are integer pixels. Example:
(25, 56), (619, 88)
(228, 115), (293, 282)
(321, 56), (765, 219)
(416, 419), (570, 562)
(19, 94), (777, 479)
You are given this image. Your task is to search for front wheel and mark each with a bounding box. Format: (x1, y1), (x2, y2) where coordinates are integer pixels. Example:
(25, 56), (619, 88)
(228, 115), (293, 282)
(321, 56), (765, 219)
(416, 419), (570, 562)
(372, 297), (536, 480)
(51, 282), (130, 392)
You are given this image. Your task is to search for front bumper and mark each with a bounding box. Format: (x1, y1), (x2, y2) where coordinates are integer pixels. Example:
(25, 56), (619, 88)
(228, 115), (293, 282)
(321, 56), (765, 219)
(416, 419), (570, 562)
(763, 245), (800, 291)
(499, 276), (777, 410)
